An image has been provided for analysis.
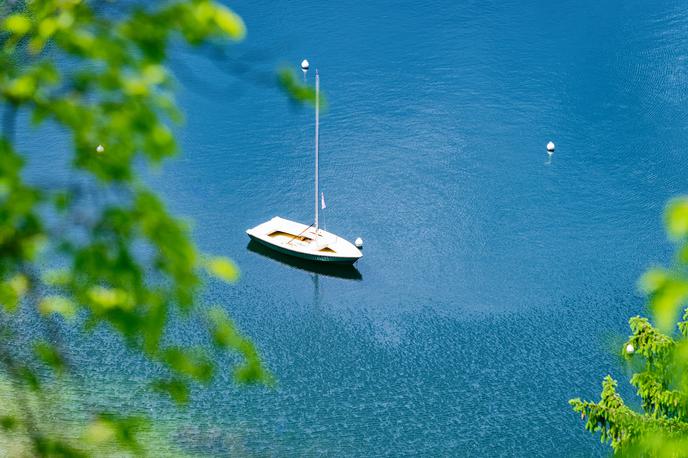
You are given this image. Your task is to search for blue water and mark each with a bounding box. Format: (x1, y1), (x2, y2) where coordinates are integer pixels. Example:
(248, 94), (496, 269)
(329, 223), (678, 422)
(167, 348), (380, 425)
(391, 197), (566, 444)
(17, 0), (688, 455)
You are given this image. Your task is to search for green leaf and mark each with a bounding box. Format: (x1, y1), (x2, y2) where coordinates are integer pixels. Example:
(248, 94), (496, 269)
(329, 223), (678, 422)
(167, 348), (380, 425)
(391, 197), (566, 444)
(0, 416), (17, 431)
(38, 296), (76, 319)
(87, 286), (133, 311)
(18, 366), (40, 391)
(34, 341), (66, 373)
(277, 68), (319, 106)
(665, 198), (688, 240)
(42, 269), (72, 286)
(52, 190), (73, 211)
(3, 14), (32, 36)
(162, 347), (214, 382)
(84, 413), (146, 452)
(0, 274), (29, 311)
(4, 74), (37, 100)
(208, 307), (243, 348)
(213, 5), (246, 39)
(639, 268), (668, 294)
(648, 279), (688, 332)
(152, 378), (189, 405)
(205, 256), (239, 283)
(84, 417), (116, 445)
(208, 307), (272, 385)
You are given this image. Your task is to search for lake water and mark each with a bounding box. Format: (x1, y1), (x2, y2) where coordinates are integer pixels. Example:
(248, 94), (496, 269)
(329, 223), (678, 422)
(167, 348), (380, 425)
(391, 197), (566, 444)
(18, 0), (688, 455)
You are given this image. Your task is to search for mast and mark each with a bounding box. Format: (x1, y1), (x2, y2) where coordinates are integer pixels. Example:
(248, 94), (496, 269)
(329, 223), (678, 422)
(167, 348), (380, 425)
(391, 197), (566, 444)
(314, 70), (319, 233)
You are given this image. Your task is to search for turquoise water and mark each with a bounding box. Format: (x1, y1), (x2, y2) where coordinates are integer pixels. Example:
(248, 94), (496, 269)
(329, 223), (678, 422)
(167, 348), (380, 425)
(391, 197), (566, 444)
(19, 0), (688, 455)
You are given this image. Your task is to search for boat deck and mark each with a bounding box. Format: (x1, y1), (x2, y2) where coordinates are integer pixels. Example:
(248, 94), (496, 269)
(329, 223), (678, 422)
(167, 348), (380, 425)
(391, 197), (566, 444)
(246, 217), (362, 264)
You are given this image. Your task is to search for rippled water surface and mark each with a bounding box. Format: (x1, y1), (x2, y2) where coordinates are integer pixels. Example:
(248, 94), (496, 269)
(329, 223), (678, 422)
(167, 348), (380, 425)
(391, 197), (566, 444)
(19, 0), (688, 455)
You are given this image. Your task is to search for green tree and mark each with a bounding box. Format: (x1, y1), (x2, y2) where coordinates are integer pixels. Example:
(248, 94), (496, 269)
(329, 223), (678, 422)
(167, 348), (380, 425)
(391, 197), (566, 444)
(0, 1), (315, 455)
(571, 198), (688, 456)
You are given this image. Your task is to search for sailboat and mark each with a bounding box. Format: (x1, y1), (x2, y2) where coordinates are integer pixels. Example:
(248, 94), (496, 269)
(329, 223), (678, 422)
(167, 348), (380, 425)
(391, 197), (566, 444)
(246, 67), (363, 265)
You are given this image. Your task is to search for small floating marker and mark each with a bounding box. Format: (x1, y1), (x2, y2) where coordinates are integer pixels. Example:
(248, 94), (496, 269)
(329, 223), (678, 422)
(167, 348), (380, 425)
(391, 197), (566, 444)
(546, 141), (555, 153)
(626, 343), (635, 354)
(354, 237), (363, 249)
(301, 59), (309, 81)
(96, 144), (105, 154)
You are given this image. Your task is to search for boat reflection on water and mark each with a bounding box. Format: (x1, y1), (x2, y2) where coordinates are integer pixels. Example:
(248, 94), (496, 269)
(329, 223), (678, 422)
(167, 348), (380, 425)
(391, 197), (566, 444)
(246, 240), (363, 281)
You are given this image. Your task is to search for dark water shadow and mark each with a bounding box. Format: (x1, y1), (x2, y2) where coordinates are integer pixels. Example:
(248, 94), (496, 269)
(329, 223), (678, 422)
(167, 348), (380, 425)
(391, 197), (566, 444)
(246, 240), (363, 281)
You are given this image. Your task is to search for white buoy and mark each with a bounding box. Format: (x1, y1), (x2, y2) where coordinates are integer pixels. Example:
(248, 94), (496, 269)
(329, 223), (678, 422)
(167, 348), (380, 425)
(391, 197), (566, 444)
(96, 144), (104, 154)
(301, 59), (309, 73)
(546, 141), (555, 153)
(354, 237), (363, 249)
(626, 343), (635, 354)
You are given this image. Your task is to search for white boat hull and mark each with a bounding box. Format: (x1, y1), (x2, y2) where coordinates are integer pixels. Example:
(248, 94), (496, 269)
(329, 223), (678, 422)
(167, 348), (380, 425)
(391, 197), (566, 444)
(246, 217), (362, 265)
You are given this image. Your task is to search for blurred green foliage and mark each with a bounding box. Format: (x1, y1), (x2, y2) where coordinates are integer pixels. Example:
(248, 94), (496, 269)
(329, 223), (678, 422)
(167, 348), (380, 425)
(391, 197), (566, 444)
(277, 68), (320, 107)
(571, 197), (688, 457)
(0, 0), (281, 455)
